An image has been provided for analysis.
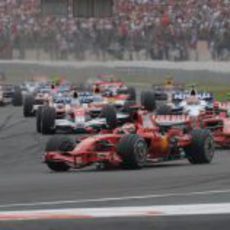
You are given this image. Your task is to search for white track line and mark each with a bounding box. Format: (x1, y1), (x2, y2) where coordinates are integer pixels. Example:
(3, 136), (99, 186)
(1, 203), (230, 221)
(0, 189), (230, 209)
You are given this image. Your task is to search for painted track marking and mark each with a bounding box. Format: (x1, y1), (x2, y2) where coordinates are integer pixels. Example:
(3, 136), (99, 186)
(0, 189), (230, 209)
(1, 203), (230, 221)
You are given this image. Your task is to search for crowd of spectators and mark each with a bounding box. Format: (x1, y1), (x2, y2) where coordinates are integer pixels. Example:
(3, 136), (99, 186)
(0, 0), (229, 60)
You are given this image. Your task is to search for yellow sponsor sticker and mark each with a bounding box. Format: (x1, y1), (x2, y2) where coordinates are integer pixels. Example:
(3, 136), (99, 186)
(161, 136), (169, 152)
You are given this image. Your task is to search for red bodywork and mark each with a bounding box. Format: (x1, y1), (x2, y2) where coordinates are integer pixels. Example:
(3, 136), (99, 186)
(44, 111), (194, 169)
(93, 80), (125, 94)
(201, 112), (230, 147)
(105, 94), (129, 101)
(215, 102), (230, 112)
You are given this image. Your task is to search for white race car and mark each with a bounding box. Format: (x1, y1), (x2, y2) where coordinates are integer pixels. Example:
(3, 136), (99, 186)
(157, 88), (214, 118)
(38, 103), (129, 135)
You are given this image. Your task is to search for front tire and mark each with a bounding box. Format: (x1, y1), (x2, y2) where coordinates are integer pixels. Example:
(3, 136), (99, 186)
(185, 129), (215, 164)
(41, 107), (56, 134)
(46, 161), (70, 172)
(23, 95), (34, 117)
(45, 136), (76, 172)
(45, 136), (75, 152)
(117, 134), (147, 169)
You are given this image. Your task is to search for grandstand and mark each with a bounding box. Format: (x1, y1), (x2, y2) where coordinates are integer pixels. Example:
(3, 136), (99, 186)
(0, 0), (229, 61)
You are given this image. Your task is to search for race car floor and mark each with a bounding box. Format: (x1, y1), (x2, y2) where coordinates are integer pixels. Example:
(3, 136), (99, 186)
(0, 106), (230, 230)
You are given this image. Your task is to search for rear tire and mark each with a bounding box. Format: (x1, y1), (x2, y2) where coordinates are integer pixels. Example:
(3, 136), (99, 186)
(36, 106), (44, 133)
(23, 95), (34, 117)
(101, 105), (117, 129)
(117, 134), (147, 169)
(127, 87), (136, 101)
(12, 86), (22, 106)
(185, 129), (215, 164)
(141, 91), (156, 112)
(41, 107), (56, 134)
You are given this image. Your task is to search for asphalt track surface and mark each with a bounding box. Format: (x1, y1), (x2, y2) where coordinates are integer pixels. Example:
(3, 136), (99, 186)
(0, 104), (230, 230)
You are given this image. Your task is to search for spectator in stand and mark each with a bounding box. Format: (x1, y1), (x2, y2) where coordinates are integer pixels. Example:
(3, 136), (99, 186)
(0, 0), (228, 60)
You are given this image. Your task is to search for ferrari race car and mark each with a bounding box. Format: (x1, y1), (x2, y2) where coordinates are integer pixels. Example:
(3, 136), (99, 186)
(87, 75), (125, 90)
(93, 80), (126, 94)
(44, 107), (215, 172)
(134, 89), (230, 148)
(88, 75), (136, 100)
(154, 90), (230, 148)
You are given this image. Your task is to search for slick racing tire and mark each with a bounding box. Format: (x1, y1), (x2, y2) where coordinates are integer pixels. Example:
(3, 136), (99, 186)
(41, 107), (56, 135)
(23, 94), (35, 117)
(12, 86), (23, 106)
(0, 100), (4, 107)
(45, 136), (76, 172)
(117, 134), (147, 169)
(141, 91), (156, 112)
(101, 105), (117, 129)
(45, 136), (75, 152)
(127, 87), (136, 101)
(36, 106), (44, 133)
(46, 162), (70, 172)
(156, 105), (172, 115)
(185, 129), (215, 164)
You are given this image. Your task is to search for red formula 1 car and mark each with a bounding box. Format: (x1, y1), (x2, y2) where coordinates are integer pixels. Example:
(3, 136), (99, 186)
(44, 110), (215, 172)
(179, 101), (230, 148)
(92, 75), (125, 92)
(91, 76), (136, 101)
(153, 96), (230, 148)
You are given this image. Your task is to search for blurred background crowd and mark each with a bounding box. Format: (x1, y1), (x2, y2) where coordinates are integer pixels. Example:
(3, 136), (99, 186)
(0, 0), (229, 61)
